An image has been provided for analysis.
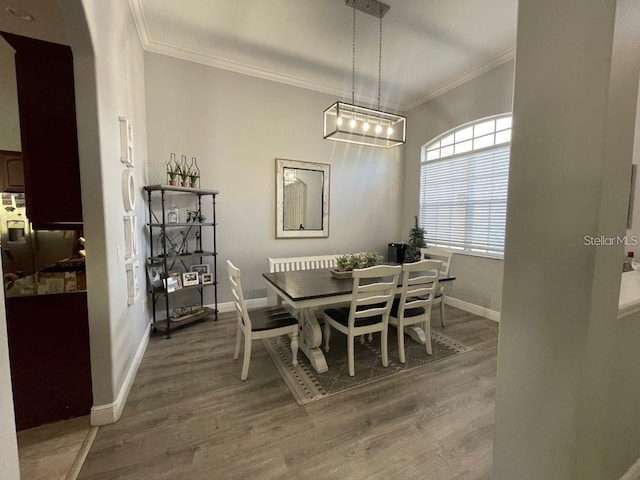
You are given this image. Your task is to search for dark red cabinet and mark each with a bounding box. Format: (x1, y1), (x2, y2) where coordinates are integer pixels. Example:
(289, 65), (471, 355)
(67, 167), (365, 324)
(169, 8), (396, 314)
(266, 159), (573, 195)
(1, 33), (83, 229)
(1, 33), (90, 430)
(6, 292), (92, 431)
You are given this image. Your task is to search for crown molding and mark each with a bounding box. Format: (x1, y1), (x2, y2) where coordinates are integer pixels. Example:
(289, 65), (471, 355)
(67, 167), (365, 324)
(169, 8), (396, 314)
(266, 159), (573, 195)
(128, 0), (513, 113)
(147, 39), (347, 96)
(404, 47), (516, 111)
(127, 0), (404, 111)
(128, 0), (151, 48)
(146, 39), (406, 112)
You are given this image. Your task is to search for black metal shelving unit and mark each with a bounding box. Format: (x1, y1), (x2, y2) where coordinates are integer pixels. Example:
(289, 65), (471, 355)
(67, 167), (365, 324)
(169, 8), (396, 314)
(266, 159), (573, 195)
(144, 184), (219, 338)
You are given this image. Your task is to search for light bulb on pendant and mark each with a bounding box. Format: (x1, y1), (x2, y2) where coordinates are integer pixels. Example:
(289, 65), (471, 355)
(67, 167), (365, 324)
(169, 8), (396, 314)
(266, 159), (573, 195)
(349, 117), (357, 129)
(337, 116), (343, 126)
(375, 123), (383, 134)
(387, 126), (394, 136)
(362, 121), (370, 132)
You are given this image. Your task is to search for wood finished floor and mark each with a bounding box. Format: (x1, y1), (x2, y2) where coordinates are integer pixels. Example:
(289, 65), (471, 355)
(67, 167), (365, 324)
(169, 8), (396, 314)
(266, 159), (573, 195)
(78, 306), (498, 480)
(17, 415), (93, 480)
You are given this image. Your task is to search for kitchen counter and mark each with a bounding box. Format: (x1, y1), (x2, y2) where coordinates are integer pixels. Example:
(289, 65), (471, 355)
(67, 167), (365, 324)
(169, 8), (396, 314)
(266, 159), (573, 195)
(619, 271), (640, 319)
(4, 256), (85, 298)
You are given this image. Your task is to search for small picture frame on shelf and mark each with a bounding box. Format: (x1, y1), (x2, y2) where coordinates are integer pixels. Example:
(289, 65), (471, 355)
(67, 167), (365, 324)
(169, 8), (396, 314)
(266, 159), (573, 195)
(190, 264), (210, 275)
(183, 271), (199, 286)
(201, 273), (213, 285)
(167, 272), (182, 292)
(167, 207), (180, 224)
(165, 276), (178, 293)
(146, 260), (165, 292)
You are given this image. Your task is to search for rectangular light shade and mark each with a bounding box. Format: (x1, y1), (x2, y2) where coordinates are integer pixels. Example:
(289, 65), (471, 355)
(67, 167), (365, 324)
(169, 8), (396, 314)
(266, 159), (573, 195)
(323, 101), (406, 148)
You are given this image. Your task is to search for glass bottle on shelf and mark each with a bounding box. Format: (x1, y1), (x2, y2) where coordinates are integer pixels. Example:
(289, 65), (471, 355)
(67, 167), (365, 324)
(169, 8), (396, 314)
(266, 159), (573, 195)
(189, 157), (200, 188)
(179, 155), (189, 187)
(167, 153), (178, 185)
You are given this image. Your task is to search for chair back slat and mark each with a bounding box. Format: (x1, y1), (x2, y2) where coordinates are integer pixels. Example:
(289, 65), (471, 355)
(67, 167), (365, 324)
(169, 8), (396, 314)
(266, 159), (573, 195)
(227, 260), (252, 330)
(420, 247), (452, 275)
(396, 260), (442, 316)
(420, 248), (452, 298)
(347, 265), (401, 328)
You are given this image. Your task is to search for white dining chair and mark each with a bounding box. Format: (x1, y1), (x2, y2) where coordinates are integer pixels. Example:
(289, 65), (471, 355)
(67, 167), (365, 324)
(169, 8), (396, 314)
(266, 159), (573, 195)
(388, 260), (441, 363)
(227, 260), (299, 380)
(322, 264), (401, 377)
(420, 247), (453, 327)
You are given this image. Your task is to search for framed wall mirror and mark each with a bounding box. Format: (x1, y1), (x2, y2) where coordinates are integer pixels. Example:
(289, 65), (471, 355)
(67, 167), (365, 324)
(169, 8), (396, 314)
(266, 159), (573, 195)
(276, 158), (330, 238)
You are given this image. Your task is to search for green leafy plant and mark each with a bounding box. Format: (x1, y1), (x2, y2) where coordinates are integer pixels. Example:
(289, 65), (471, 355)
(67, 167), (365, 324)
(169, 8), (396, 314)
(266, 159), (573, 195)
(189, 157), (200, 187)
(404, 216), (426, 263)
(336, 254), (351, 270)
(166, 155), (180, 184)
(361, 251), (383, 267)
(335, 252), (383, 270)
(179, 164), (190, 183)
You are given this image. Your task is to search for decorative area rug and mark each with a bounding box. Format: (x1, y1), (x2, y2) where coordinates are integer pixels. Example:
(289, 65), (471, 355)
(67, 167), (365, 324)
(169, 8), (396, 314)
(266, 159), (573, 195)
(263, 327), (471, 405)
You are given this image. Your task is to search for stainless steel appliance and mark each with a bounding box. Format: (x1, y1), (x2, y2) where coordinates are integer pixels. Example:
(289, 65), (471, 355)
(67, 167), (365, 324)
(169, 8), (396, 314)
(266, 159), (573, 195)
(0, 193), (34, 278)
(0, 192), (78, 282)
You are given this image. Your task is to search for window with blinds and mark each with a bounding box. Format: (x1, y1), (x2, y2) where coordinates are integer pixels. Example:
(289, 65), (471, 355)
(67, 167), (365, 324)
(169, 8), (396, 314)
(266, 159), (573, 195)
(419, 114), (512, 258)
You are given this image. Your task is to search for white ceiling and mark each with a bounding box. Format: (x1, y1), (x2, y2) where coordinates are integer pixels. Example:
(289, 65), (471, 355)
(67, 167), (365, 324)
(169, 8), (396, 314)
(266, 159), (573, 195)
(0, 0), (518, 112)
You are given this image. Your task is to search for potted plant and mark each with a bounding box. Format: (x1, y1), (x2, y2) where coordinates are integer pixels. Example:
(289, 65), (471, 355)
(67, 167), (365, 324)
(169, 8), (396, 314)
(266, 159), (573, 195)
(188, 171), (199, 188)
(189, 157), (200, 188)
(333, 252), (383, 278)
(404, 216), (426, 262)
(336, 253), (352, 271)
(179, 164), (190, 187)
(166, 153), (180, 185)
(361, 251), (383, 268)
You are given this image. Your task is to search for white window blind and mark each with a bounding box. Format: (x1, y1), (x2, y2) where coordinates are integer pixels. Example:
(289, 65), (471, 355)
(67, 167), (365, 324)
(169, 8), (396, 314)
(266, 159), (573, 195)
(419, 116), (511, 258)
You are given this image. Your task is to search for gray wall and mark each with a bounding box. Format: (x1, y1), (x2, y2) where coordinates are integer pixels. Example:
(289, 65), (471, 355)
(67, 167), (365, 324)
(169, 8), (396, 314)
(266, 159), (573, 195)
(608, 310), (640, 478)
(493, 0), (640, 478)
(61, 0), (151, 416)
(402, 61), (515, 313)
(626, 87), (640, 248)
(144, 52), (403, 303)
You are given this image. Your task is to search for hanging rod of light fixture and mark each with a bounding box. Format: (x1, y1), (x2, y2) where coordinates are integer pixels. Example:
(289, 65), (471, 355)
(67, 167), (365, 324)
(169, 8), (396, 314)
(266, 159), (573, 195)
(323, 0), (406, 148)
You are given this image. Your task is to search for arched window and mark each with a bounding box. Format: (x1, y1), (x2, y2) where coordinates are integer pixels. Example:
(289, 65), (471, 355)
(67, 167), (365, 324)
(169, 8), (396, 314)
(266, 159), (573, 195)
(419, 114), (512, 258)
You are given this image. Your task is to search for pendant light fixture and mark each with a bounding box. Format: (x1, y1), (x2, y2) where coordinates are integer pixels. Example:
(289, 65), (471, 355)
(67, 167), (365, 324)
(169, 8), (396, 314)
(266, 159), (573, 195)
(323, 0), (406, 148)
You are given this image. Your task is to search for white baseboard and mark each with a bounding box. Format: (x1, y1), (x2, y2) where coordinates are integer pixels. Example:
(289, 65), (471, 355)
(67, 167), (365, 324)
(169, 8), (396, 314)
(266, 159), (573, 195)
(215, 296), (500, 323)
(620, 456), (640, 480)
(213, 298), (268, 313)
(445, 296), (501, 322)
(90, 330), (149, 426)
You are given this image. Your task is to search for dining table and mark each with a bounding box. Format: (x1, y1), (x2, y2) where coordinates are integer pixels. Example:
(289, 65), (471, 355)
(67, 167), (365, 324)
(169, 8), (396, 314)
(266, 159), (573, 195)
(263, 267), (455, 373)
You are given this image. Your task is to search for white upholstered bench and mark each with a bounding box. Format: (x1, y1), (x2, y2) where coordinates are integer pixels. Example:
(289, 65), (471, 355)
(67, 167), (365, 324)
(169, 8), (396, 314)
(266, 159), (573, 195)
(266, 254), (343, 308)
(267, 254), (342, 273)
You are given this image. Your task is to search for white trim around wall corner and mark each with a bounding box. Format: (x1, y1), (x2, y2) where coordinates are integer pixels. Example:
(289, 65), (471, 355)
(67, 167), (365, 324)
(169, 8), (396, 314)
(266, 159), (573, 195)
(90, 329), (149, 426)
(445, 296), (501, 323)
(620, 456), (640, 480)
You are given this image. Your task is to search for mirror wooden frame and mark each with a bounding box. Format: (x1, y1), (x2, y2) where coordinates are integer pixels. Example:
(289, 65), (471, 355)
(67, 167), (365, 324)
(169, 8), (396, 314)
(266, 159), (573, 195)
(276, 158), (330, 238)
